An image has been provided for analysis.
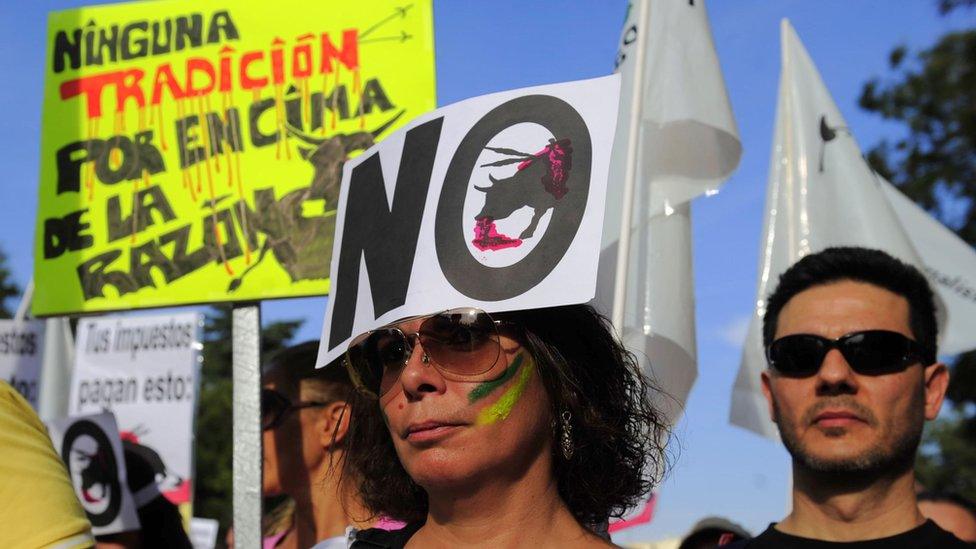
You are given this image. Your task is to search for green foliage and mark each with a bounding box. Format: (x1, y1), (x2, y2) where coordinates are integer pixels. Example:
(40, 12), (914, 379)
(859, 29), (976, 238)
(938, 0), (976, 15)
(860, 3), (976, 501)
(917, 413), (976, 500)
(0, 249), (20, 319)
(193, 305), (303, 529)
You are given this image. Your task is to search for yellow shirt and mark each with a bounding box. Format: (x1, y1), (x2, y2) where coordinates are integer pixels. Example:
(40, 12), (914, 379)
(0, 381), (94, 549)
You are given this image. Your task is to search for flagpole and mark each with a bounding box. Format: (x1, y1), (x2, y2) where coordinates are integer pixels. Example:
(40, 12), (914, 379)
(14, 278), (33, 321)
(612, 0), (652, 333)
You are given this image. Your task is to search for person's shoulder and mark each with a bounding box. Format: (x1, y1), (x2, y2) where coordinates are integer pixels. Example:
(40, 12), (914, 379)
(0, 381), (95, 549)
(727, 520), (972, 549)
(914, 519), (972, 548)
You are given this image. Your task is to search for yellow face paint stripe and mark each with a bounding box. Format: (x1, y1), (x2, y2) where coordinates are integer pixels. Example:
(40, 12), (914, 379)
(474, 355), (534, 426)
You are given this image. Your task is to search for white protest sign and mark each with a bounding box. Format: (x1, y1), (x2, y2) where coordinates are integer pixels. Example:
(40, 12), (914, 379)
(190, 517), (220, 549)
(48, 411), (141, 536)
(317, 75), (621, 366)
(0, 319), (45, 408)
(70, 312), (202, 508)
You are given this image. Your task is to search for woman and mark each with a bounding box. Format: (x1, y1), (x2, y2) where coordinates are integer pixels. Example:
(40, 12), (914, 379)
(261, 341), (374, 549)
(342, 304), (670, 548)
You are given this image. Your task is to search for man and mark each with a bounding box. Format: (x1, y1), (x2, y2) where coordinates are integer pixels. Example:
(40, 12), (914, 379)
(917, 491), (976, 543)
(261, 341), (376, 549)
(741, 247), (968, 547)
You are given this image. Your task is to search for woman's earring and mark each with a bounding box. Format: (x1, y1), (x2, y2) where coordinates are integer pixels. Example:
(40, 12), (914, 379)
(421, 352), (430, 364)
(560, 410), (574, 460)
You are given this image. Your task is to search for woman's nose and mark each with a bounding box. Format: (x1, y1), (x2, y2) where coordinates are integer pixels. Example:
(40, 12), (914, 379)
(398, 339), (446, 399)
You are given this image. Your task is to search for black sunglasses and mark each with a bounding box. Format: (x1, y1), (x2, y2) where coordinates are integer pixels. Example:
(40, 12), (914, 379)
(766, 330), (935, 378)
(345, 307), (514, 398)
(261, 388), (329, 430)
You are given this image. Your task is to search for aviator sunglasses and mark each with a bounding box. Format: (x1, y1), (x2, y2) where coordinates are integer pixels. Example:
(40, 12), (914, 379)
(345, 307), (514, 398)
(766, 329), (935, 377)
(261, 388), (330, 430)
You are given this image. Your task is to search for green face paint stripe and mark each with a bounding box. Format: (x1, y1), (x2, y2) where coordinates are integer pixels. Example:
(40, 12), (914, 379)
(467, 353), (525, 404)
(475, 356), (534, 426)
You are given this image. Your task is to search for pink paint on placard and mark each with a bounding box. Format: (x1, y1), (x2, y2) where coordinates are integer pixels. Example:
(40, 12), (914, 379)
(472, 217), (522, 251)
(515, 139), (571, 199)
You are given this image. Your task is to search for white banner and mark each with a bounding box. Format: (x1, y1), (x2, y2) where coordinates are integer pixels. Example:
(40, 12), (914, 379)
(0, 319), (45, 409)
(48, 411), (141, 536)
(70, 312), (202, 507)
(596, 0), (741, 427)
(881, 179), (976, 356)
(730, 20), (940, 439)
(318, 75), (621, 366)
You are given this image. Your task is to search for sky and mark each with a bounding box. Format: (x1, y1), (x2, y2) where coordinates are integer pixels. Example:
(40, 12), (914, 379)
(2, 0), (975, 543)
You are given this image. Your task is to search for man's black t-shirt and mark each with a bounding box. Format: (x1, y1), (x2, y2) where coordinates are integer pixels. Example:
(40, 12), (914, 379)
(737, 519), (968, 548)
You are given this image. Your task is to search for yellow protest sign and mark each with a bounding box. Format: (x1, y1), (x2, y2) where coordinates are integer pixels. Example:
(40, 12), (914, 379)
(34, 0), (435, 316)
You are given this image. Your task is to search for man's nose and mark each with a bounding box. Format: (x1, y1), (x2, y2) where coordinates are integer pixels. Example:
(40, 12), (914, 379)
(815, 348), (858, 395)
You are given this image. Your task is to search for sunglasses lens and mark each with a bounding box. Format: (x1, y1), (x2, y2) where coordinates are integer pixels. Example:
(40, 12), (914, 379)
(373, 330), (412, 396)
(419, 308), (500, 376)
(839, 331), (919, 375)
(347, 328), (409, 397)
(768, 335), (827, 377)
(345, 308), (505, 397)
(261, 389), (290, 430)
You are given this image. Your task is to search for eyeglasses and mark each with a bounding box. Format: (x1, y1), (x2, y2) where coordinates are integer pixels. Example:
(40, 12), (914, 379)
(261, 388), (329, 430)
(766, 330), (935, 378)
(345, 307), (513, 398)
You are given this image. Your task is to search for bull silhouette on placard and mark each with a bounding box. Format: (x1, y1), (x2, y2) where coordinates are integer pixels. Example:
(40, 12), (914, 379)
(228, 111), (405, 291)
(472, 138), (573, 251)
(77, 444), (115, 504)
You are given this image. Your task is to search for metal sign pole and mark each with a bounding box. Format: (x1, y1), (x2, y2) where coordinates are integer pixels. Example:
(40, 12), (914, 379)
(232, 303), (262, 548)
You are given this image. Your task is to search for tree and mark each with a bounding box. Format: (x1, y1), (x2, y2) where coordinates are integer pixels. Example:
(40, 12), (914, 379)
(193, 305), (303, 532)
(0, 248), (20, 319)
(859, 0), (976, 501)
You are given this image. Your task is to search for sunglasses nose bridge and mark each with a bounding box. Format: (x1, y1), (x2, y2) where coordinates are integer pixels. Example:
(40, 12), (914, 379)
(398, 336), (448, 397)
(399, 330), (428, 364)
(817, 343), (859, 385)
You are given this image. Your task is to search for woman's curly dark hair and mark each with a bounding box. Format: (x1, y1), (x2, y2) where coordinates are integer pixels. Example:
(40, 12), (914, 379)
(342, 303), (671, 526)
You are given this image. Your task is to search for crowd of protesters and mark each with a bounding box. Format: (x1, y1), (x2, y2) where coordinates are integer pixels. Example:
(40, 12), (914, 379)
(5, 246), (976, 547)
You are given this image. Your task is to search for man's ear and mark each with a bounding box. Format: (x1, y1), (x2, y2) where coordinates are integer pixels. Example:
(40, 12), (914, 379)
(923, 362), (949, 421)
(319, 401), (351, 450)
(760, 370), (778, 424)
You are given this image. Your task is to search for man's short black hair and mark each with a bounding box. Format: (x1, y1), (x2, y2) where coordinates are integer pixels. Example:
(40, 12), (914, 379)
(762, 247), (938, 357)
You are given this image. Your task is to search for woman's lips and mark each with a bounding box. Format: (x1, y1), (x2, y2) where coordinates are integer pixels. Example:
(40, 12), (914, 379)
(404, 421), (465, 442)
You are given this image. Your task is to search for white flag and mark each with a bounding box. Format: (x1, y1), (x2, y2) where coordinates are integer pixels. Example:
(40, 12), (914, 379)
(595, 0), (741, 426)
(730, 20), (942, 438)
(880, 179), (976, 356)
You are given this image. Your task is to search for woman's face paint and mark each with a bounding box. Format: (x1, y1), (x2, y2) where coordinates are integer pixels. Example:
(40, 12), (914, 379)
(382, 346), (551, 491)
(468, 353), (524, 404)
(473, 353), (535, 426)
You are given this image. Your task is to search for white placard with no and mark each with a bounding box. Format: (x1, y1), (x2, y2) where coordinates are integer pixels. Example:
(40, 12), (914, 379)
(318, 75), (621, 366)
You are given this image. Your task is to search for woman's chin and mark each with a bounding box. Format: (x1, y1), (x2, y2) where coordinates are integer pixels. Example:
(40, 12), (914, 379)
(406, 457), (490, 491)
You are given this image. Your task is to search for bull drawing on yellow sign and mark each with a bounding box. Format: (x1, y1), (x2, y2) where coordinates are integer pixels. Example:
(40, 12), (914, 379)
(228, 110), (404, 291)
